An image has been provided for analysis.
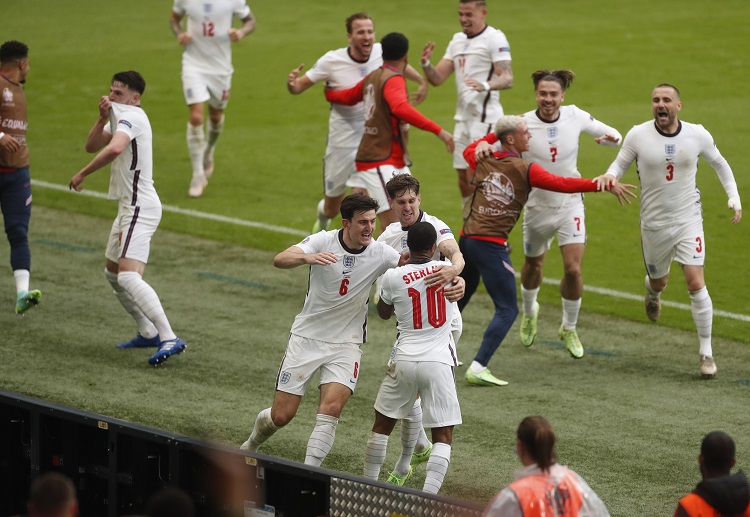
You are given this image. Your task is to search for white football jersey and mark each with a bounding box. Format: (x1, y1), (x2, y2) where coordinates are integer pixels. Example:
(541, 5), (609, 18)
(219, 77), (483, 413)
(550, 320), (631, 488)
(290, 229), (400, 343)
(523, 105), (621, 208)
(306, 43), (384, 148)
(606, 120), (738, 230)
(380, 260), (457, 365)
(442, 25), (511, 123)
(173, 0), (252, 75)
(105, 103), (160, 209)
(377, 210), (455, 257)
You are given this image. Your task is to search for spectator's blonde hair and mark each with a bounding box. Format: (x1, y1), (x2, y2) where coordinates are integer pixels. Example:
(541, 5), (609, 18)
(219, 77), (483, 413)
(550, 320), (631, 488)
(494, 115), (525, 144)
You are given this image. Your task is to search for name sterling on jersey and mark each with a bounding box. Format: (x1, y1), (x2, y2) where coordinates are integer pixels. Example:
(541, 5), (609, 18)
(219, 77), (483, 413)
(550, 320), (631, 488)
(401, 265), (440, 285)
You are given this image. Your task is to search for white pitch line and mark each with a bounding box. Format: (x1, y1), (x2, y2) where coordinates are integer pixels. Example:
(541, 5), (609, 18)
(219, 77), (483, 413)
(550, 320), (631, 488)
(33, 179), (750, 322)
(32, 179), (307, 237)
(525, 275), (750, 323)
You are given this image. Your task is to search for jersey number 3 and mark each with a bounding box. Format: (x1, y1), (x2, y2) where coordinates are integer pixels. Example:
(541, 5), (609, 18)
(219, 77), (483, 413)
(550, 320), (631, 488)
(408, 285), (447, 329)
(666, 163), (674, 181)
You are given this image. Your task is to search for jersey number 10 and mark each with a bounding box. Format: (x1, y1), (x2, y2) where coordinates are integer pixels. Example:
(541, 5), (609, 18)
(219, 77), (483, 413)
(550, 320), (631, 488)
(408, 285), (447, 329)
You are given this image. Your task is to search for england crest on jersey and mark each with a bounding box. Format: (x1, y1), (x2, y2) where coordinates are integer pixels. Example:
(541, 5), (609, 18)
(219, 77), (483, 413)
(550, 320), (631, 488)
(665, 144), (676, 156)
(547, 127), (558, 139)
(203, 3), (212, 13)
(2, 88), (13, 103)
(344, 255), (356, 269)
(401, 236), (408, 251)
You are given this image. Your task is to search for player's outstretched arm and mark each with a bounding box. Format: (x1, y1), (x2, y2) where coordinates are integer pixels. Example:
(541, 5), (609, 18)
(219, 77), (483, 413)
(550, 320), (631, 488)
(404, 64), (428, 106)
(728, 196), (742, 224)
(593, 174), (638, 206)
(273, 246), (337, 269)
(420, 42), (453, 86)
(287, 64), (314, 95)
(438, 129), (455, 153)
(71, 132), (130, 191)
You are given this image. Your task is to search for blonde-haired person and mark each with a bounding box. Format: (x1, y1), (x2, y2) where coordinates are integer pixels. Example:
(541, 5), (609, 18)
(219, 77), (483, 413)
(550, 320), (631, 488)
(484, 416), (610, 517)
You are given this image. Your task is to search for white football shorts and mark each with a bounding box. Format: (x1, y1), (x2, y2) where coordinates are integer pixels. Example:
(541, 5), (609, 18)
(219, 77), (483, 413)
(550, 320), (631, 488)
(321, 146), (358, 197)
(355, 165), (411, 215)
(105, 204), (162, 264)
(641, 220), (705, 279)
(181, 68), (232, 109)
(522, 202), (586, 258)
(374, 360), (462, 428)
(452, 119), (496, 169)
(275, 333), (363, 396)
(450, 305), (463, 346)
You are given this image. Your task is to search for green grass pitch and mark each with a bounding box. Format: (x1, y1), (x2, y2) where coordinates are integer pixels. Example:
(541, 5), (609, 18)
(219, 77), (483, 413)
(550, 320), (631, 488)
(2, 0), (750, 515)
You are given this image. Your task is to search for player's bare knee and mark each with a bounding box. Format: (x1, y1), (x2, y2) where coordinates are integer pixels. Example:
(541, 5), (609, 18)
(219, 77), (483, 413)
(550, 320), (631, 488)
(270, 407), (295, 428)
(318, 400), (345, 418)
(562, 268), (581, 285)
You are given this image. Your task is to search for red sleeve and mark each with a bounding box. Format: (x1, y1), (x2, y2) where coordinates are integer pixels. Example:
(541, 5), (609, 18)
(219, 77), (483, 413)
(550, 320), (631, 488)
(382, 75), (441, 135)
(528, 163), (599, 193)
(325, 79), (364, 106)
(462, 133), (500, 171)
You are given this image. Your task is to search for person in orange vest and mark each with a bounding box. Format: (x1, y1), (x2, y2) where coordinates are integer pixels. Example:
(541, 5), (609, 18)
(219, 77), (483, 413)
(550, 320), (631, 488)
(483, 416), (610, 517)
(675, 431), (750, 517)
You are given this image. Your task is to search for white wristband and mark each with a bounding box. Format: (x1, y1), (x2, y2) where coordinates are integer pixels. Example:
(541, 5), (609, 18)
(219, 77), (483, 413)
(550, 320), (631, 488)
(420, 59), (432, 68)
(0, 132), (5, 140)
(481, 81), (491, 92)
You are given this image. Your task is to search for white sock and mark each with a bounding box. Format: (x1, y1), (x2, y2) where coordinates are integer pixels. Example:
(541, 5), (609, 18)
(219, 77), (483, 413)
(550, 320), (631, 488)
(645, 275), (661, 298)
(105, 269), (158, 338)
(690, 287), (713, 357)
(13, 269), (30, 294)
(394, 401), (422, 475)
(187, 122), (206, 179)
(423, 442), (451, 494)
(521, 285), (540, 316)
(305, 414), (338, 467)
(561, 297), (581, 330)
(117, 271), (176, 341)
(316, 198), (330, 230)
(411, 399), (431, 453)
(205, 115), (224, 158)
(469, 361), (485, 373)
(363, 432), (389, 479)
(245, 408), (280, 452)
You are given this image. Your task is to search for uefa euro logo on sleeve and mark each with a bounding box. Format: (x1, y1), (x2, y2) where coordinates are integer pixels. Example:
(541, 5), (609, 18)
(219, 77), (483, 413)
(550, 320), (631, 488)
(344, 255), (356, 269)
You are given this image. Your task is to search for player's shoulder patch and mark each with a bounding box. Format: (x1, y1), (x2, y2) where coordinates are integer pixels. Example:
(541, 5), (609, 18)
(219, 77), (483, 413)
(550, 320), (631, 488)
(118, 119), (133, 128)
